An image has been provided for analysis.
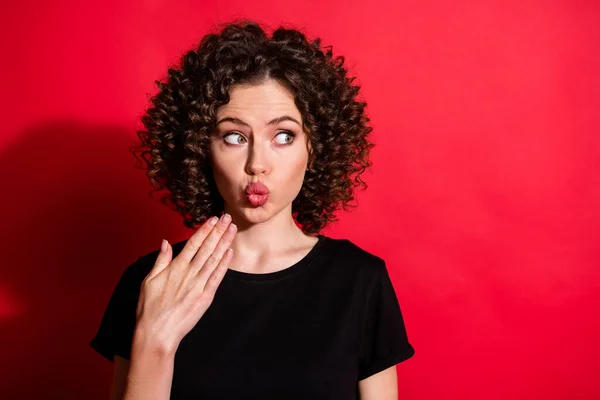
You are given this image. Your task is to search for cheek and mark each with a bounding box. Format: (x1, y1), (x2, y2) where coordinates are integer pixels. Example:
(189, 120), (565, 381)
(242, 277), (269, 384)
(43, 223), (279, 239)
(281, 156), (309, 190)
(210, 156), (239, 193)
(294, 152), (310, 173)
(212, 162), (237, 187)
(210, 144), (237, 176)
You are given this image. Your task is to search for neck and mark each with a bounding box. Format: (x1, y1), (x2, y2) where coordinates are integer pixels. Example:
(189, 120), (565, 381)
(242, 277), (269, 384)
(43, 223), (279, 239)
(223, 204), (313, 260)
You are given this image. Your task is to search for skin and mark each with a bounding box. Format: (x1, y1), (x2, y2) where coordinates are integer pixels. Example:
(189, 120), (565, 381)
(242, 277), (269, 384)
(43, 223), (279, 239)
(208, 78), (319, 274)
(110, 78), (399, 399)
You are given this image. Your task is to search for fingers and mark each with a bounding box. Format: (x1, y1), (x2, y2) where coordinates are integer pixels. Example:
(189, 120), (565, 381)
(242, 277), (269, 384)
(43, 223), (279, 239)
(147, 239), (173, 280)
(178, 216), (220, 262)
(189, 213), (235, 274)
(195, 221), (237, 284)
(201, 247), (234, 296)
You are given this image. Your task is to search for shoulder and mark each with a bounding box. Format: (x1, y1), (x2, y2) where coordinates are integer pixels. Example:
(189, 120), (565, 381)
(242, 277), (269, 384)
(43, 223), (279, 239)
(323, 236), (388, 285)
(331, 237), (385, 265)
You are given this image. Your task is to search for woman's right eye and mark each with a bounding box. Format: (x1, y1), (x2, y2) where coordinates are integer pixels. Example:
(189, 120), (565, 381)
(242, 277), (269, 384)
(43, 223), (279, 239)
(224, 133), (247, 145)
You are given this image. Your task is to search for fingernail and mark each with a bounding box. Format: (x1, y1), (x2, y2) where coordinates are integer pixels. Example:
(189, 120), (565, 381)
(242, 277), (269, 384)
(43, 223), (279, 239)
(160, 239), (168, 253)
(227, 223), (237, 233)
(209, 216), (218, 226)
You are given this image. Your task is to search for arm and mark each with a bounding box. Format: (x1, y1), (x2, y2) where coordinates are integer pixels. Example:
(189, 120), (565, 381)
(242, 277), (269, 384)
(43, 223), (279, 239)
(109, 356), (129, 400)
(119, 325), (176, 400)
(112, 215), (235, 399)
(358, 365), (398, 400)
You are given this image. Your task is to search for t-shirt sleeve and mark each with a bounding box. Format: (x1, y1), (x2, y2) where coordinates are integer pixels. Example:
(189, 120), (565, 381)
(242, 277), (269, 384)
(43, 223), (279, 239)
(89, 257), (145, 362)
(358, 260), (415, 380)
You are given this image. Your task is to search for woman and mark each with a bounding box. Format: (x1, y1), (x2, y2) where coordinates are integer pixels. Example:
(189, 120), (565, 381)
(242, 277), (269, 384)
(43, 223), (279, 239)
(90, 19), (415, 399)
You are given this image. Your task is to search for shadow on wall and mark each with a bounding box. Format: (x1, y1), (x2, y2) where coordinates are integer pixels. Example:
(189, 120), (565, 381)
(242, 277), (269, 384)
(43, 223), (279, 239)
(0, 121), (186, 399)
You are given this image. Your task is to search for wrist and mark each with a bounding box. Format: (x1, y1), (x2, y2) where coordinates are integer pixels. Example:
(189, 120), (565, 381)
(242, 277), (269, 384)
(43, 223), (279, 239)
(132, 322), (178, 361)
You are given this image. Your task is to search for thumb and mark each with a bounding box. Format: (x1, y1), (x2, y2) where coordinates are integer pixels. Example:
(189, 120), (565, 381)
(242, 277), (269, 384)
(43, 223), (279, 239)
(147, 239), (172, 279)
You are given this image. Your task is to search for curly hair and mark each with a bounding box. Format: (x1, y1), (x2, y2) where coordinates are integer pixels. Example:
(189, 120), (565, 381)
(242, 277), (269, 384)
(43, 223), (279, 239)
(131, 19), (375, 235)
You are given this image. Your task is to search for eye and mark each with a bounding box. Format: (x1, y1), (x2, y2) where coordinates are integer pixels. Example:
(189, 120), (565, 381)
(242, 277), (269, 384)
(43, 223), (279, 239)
(224, 132), (247, 145)
(274, 131), (296, 145)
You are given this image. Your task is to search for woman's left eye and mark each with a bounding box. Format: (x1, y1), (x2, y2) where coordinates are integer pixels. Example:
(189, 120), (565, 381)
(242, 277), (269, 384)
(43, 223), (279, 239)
(274, 131), (296, 145)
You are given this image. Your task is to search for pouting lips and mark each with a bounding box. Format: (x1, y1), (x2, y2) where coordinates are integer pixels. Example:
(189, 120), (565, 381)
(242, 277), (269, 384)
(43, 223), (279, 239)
(247, 193), (269, 206)
(245, 181), (270, 195)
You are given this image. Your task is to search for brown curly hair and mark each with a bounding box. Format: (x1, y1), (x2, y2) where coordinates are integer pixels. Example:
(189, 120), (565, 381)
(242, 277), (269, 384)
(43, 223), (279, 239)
(131, 19), (375, 235)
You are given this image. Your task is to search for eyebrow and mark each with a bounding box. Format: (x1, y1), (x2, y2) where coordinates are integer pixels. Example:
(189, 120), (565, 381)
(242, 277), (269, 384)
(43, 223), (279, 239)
(215, 115), (302, 128)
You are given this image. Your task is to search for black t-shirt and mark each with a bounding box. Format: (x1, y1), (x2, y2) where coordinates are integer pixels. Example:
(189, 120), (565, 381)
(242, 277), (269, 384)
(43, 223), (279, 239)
(90, 234), (415, 399)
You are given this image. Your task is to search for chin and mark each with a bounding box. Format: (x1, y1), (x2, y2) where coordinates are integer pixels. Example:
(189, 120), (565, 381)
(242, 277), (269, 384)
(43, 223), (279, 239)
(229, 196), (270, 218)
(234, 196), (291, 223)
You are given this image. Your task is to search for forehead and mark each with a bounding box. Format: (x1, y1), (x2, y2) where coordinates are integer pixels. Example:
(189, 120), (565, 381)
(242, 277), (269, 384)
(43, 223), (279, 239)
(216, 80), (301, 120)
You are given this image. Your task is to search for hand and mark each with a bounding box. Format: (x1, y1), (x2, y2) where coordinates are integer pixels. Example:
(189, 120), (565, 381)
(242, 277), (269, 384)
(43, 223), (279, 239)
(133, 213), (237, 356)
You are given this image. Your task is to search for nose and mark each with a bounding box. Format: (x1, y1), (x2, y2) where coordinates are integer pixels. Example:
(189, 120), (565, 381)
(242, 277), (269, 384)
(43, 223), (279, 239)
(245, 140), (269, 176)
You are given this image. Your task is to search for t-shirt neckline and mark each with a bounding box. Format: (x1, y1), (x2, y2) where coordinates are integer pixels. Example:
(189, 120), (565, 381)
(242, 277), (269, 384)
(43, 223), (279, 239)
(224, 234), (329, 283)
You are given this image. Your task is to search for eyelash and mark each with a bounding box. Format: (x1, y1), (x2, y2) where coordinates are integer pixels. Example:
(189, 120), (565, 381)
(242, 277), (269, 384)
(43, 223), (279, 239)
(222, 131), (296, 146)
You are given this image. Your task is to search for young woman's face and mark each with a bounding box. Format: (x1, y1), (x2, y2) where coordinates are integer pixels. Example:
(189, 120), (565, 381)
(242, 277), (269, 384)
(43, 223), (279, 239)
(209, 79), (311, 224)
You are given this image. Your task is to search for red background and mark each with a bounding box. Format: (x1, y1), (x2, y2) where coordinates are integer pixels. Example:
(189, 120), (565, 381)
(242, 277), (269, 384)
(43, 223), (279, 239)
(2, 1), (599, 398)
